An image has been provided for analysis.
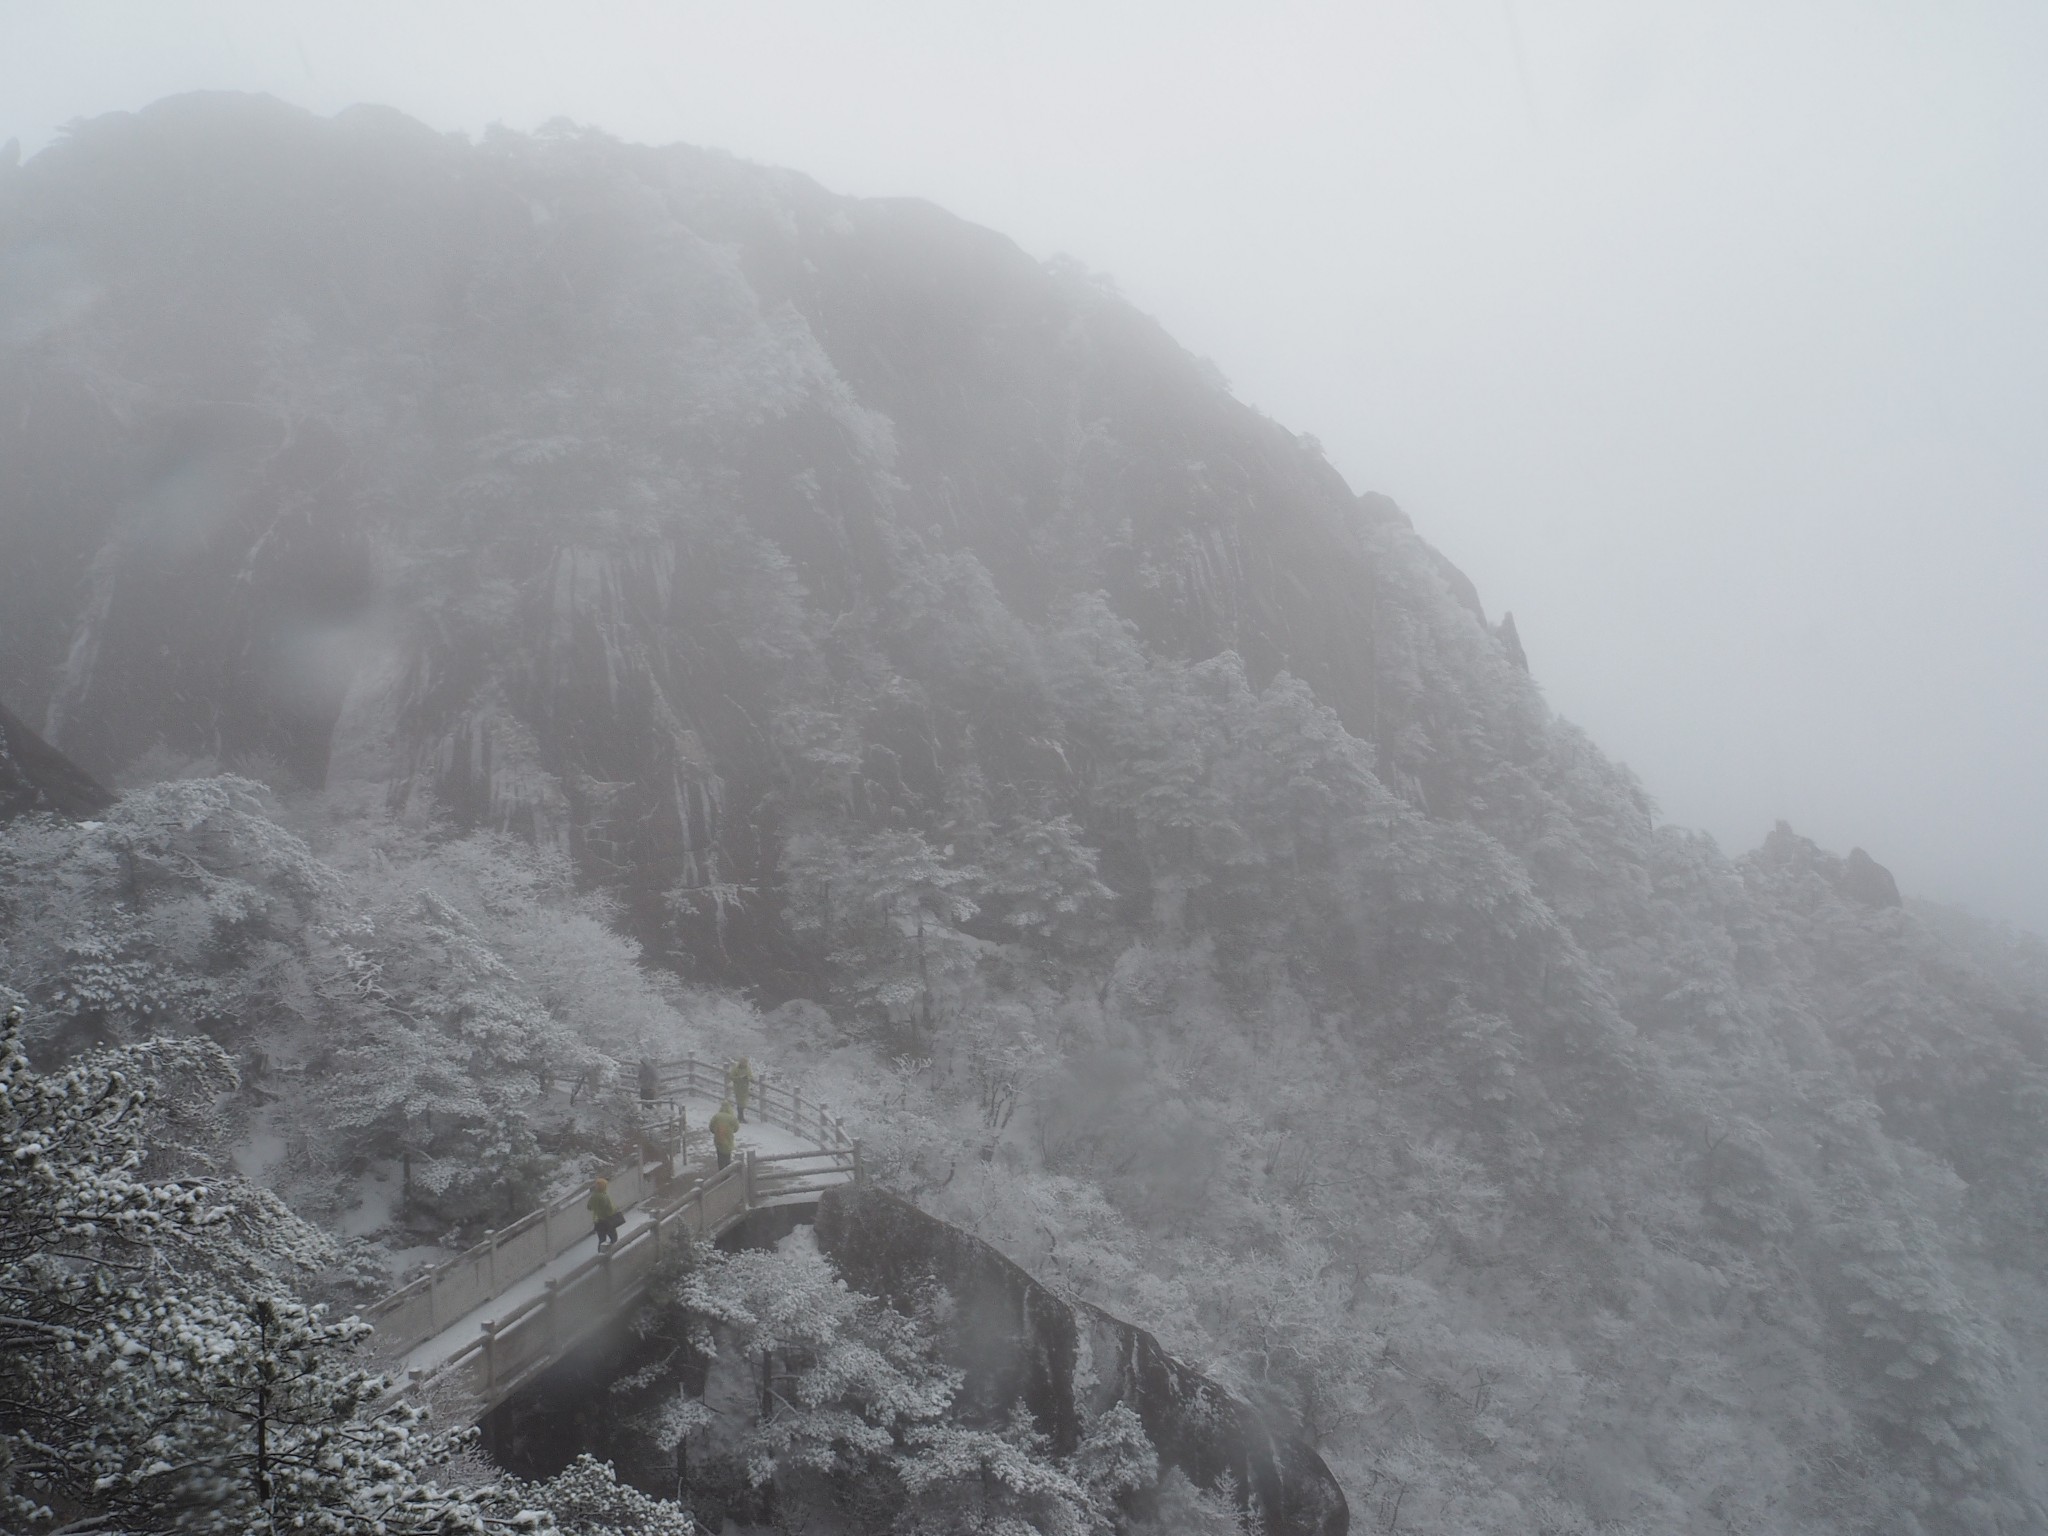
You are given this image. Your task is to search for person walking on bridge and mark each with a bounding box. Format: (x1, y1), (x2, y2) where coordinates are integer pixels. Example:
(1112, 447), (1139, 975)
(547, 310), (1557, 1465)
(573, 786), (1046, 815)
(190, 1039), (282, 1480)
(587, 1177), (622, 1249)
(710, 1099), (738, 1170)
(729, 1056), (753, 1123)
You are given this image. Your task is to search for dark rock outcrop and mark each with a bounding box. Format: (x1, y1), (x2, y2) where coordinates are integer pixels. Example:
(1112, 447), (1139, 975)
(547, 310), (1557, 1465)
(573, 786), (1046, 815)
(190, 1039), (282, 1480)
(0, 700), (111, 822)
(815, 1186), (1348, 1536)
(1496, 610), (1529, 673)
(1842, 846), (1904, 909)
(1758, 822), (1905, 912)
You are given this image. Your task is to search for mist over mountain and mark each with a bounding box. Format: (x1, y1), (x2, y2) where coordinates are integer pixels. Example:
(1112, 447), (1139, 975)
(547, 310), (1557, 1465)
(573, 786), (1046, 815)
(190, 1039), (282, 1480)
(1, 89), (1527, 978)
(6, 94), (2048, 1533)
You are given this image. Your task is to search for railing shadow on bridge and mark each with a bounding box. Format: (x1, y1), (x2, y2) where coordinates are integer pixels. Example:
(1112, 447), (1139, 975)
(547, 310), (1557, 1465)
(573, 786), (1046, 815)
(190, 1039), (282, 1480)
(364, 1055), (861, 1411)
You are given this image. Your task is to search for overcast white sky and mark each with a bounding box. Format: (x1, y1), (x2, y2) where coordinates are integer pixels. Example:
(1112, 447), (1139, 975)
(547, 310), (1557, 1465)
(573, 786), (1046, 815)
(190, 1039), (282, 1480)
(5, 0), (2046, 933)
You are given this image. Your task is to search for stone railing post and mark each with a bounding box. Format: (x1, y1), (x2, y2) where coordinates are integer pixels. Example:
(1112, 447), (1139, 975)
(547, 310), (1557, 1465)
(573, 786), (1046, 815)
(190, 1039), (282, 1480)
(486, 1229), (498, 1295)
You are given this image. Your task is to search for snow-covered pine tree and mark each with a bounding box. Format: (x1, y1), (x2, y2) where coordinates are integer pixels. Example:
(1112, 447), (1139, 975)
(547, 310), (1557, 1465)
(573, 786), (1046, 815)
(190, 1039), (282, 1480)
(0, 1005), (538, 1533)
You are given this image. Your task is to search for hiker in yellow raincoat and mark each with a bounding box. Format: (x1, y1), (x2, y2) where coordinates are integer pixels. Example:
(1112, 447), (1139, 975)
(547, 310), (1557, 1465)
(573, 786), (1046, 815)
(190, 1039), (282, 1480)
(729, 1056), (753, 1123)
(587, 1177), (622, 1248)
(710, 1099), (738, 1170)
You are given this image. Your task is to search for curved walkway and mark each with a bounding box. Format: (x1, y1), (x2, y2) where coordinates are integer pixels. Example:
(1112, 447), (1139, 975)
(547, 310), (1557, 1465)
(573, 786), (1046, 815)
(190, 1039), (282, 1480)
(365, 1060), (859, 1411)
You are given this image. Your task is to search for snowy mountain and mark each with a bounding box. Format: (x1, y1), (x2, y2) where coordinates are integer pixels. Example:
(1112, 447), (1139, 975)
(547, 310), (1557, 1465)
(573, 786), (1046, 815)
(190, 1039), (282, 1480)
(6, 93), (2048, 1533)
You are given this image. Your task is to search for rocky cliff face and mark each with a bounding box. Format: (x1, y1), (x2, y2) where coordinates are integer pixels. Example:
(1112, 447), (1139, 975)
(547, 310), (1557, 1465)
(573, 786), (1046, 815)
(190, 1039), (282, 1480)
(0, 700), (110, 822)
(812, 1187), (1347, 1536)
(485, 1192), (1346, 1535)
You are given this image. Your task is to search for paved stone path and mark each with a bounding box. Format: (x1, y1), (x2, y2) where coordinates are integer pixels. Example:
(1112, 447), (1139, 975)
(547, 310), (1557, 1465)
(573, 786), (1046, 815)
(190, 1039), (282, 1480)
(387, 1095), (838, 1384)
